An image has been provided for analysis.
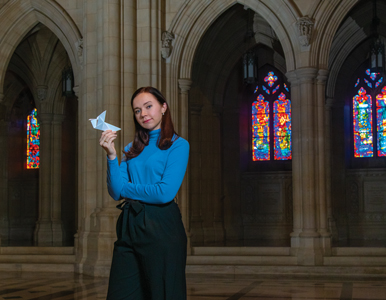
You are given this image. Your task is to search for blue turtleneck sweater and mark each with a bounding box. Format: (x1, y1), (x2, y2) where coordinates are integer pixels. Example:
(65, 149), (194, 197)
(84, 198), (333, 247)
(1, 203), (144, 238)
(106, 129), (189, 204)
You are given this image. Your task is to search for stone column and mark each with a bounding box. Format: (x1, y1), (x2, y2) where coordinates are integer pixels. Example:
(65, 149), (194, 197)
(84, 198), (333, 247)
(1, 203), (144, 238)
(51, 114), (66, 246)
(34, 113), (53, 246)
(286, 71), (302, 249)
(325, 98), (337, 240)
(287, 68), (324, 265)
(137, 0), (161, 87)
(189, 102), (204, 245)
(77, 0), (124, 277)
(316, 70), (331, 255)
(212, 107), (224, 244)
(0, 118), (9, 245)
(178, 78), (192, 254)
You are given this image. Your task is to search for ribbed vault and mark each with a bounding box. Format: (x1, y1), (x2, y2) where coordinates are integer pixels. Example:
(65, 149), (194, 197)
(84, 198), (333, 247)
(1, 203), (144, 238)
(328, 0), (386, 100)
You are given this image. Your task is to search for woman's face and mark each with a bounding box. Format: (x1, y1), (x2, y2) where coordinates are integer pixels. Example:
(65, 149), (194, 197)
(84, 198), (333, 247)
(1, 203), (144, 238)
(133, 92), (167, 131)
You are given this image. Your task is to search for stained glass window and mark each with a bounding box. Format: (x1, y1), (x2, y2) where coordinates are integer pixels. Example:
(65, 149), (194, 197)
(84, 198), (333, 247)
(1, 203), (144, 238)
(352, 69), (386, 158)
(376, 77), (383, 88)
(264, 71), (278, 87)
(274, 93), (292, 160)
(353, 87), (373, 157)
(252, 70), (291, 161)
(252, 94), (270, 161)
(376, 86), (386, 157)
(27, 108), (40, 169)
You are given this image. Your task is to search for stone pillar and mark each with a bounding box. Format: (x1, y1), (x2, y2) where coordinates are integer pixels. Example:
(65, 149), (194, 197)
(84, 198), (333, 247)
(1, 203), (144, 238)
(213, 107), (225, 244)
(178, 78), (192, 254)
(51, 114), (66, 246)
(325, 98), (337, 241)
(189, 102), (204, 245)
(316, 70), (331, 255)
(286, 71), (302, 249)
(287, 68), (324, 265)
(0, 118), (9, 245)
(77, 0), (124, 277)
(34, 113), (53, 246)
(137, 0), (161, 87)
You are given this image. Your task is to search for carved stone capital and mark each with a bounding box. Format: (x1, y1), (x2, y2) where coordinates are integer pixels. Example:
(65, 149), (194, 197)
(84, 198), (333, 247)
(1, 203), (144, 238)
(190, 103), (203, 115)
(317, 69), (329, 84)
(178, 78), (192, 93)
(37, 113), (53, 125)
(37, 85), (48, 102)
(296, 17), (314, 48)
(52, 114), (66, 124)
(161, 31), (175, 59)
(294, 68), (318, 83)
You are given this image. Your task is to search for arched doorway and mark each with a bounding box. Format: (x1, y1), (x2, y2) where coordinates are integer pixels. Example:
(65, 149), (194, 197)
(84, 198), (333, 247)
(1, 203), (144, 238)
(1, 24), (78, 246)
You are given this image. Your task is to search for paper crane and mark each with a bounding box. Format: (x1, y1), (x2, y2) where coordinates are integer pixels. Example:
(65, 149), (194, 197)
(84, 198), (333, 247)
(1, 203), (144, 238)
(89, 111), (121, 131)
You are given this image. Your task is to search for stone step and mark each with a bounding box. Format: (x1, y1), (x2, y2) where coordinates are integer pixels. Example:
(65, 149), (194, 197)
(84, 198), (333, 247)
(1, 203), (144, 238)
(192, 247), (291, 256)
(0, 247), (75, 272)
(0, 254), (75, 264)
(0, 263), (75, 272)
(187, 255), (297, 265)
(0, 247), (74, 255)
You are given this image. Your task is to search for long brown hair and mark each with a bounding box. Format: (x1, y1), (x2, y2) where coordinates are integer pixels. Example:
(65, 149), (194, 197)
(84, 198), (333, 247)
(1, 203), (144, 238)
(124, 86), (177, 158)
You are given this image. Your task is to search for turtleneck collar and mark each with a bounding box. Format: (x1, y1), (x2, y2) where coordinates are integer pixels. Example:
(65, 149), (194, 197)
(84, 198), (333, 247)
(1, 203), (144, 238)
(149, 128), (161, 142)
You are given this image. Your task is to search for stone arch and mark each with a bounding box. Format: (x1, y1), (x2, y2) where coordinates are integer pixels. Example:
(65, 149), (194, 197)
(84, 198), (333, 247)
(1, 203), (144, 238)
(326, 16), (366, 99)
(168, 0), (298, 82)
(310, 0), (359, 69)
(0, 0), (82, 96)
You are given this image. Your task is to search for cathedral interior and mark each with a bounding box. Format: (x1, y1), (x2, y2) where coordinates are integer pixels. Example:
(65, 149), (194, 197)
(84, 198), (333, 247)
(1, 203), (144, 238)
(1, 0), (386, 298)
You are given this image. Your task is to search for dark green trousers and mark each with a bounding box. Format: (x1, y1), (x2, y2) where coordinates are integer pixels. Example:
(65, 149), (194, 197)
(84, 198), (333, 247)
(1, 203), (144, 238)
(106, 199), (187, 300)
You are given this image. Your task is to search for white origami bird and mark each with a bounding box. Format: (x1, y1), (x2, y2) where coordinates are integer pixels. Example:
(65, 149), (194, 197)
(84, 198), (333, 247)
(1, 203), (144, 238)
(89, 111), (121, 131)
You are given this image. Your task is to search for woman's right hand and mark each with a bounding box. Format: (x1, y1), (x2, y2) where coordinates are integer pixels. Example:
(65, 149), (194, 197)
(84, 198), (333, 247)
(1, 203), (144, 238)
(100, 130), (117, 160)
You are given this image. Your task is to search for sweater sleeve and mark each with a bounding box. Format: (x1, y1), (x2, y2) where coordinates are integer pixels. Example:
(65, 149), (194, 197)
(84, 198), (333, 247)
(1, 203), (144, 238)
(106, 145), (131, 201)
(109, 139), (189, 204)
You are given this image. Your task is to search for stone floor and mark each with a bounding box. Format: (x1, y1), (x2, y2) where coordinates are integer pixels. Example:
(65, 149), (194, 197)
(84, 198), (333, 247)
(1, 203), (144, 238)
(1, 272), (386, 299)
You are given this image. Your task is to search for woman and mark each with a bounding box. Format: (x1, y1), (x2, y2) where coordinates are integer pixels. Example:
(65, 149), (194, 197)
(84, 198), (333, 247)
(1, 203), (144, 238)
(100, 86), (189, 300)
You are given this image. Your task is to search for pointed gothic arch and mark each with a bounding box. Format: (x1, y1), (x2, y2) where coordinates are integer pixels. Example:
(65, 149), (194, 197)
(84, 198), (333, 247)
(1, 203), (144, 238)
(0, 0), (82, 97)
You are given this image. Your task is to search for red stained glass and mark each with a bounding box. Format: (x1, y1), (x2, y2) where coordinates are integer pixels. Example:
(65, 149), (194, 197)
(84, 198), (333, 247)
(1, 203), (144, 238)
(27, 108), (40, 169)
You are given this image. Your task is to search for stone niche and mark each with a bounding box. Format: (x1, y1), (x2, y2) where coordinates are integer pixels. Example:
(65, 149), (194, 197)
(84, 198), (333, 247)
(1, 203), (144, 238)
(241, 171), (292, 246)
(345, 169), (386, 245)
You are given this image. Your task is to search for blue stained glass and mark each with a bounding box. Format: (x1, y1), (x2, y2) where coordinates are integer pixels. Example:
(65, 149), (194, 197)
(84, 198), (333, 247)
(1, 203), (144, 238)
(376, 87), (386, 156)
(353, 87), (373, 157)
(272, 84), (280, 94)
(252, 94), (270, 161)
(376, 77), (384, 88)
(273, 93), (292, 160)
(264, 71), (278, 87)
(27, 108), (40, 169)
(254, 86), (259, 93)
(262, 85), (270, 94)
(355, 78), (360, 87)
(364, 78), (372, 88)
(284, 83), (289, 92)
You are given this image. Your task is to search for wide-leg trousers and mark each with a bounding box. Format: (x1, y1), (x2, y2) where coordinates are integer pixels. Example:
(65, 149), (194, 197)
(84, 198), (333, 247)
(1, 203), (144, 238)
(106, 199), (187, 300)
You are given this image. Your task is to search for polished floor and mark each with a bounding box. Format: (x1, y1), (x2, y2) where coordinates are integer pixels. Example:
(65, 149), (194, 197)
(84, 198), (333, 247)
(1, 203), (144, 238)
(1, 272), (386, 299)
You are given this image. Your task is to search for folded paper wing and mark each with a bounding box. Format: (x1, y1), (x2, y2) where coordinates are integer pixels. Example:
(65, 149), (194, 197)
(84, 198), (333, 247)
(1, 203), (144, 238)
(89, 111), (121, 131)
